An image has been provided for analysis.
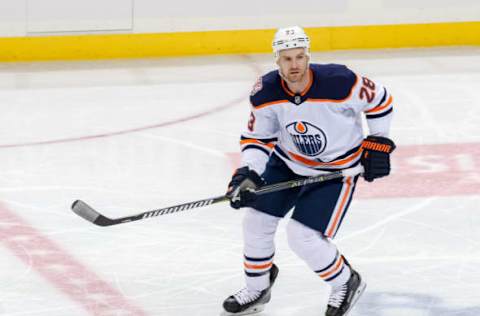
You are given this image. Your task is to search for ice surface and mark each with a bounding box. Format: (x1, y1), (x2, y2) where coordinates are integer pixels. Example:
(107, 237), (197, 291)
(0, 47), (479, 315)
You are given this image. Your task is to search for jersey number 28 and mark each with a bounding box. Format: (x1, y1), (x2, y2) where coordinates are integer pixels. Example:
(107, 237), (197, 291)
(359, 77), (376, 103)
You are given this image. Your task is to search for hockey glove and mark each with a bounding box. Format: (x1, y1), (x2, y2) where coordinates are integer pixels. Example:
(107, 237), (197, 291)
(361, 135), (396, 182)
(226, 166), (265, 209)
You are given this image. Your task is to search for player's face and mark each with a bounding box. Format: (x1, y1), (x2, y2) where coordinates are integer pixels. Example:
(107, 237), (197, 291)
(276, 48), (309, 83)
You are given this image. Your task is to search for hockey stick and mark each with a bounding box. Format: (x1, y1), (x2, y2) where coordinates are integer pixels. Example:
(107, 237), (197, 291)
(71, 165), (364, 227)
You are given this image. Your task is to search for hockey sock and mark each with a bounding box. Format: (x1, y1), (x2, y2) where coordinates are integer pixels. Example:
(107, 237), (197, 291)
(315, 251), (351, 288)
(286, 219), (351, 288)
(242, 208), (280, 291)
(244, 253), (275, 292)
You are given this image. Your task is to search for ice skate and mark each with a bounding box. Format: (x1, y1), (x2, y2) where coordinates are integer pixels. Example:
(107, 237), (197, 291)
(222, 264), (279, 315)
(325, 269), (366, 316)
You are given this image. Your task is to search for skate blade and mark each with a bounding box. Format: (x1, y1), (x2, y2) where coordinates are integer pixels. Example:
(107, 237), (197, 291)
(221, 304), (265, 316)
(344, 281), (367, 316)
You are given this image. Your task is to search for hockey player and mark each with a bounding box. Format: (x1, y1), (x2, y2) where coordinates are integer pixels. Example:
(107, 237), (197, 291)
(223, 26), (395, 316)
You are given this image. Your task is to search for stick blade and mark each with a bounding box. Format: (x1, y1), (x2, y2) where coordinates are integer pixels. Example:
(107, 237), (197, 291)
(71, 200), (111, 226)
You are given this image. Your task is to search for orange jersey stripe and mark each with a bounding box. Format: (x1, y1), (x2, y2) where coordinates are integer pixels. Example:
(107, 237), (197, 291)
(365, 95), (393, 114)
(287, 147), (362, 167)
(326, 177), (353, 237)
(281, 78), (295, 97)
(300, 69), (314, 96)
(254, 99), (289, 109)
(240, 139), (275, 148)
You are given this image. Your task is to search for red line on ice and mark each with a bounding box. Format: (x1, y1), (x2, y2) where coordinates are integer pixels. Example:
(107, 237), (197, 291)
(0, 55), (263, 150)
(0, 95), (244, 149)
(0, 203), (147, 316)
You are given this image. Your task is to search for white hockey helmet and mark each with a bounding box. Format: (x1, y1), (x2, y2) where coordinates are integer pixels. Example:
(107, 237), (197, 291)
(272, 26), (310, 57)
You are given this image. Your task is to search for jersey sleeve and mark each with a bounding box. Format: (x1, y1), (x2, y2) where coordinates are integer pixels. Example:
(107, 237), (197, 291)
(239, 102), (279, 175)
(350, 74), (394, 137)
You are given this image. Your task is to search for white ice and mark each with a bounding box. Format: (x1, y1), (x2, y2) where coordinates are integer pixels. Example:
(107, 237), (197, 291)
(0, 47), (479, 316)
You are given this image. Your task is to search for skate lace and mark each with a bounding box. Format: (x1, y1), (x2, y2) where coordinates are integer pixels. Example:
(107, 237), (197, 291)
(233, 288), (262, 305)
(328, 284), (348, 308)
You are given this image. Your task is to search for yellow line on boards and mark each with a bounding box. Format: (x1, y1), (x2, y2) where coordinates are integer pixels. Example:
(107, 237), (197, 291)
(0, 21), (479, 62)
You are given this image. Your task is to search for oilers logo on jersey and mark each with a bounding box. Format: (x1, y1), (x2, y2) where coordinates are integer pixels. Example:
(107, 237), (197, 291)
(286, 121), (327, 157)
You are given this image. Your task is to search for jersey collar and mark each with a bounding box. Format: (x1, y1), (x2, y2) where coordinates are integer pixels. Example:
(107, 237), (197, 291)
(280, 67), (314, 97)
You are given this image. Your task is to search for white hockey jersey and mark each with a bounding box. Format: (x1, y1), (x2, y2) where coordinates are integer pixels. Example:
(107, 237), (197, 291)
(240, 63), (394, 176)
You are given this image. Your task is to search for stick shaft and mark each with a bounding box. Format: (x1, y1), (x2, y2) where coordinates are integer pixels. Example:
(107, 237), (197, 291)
(72, 195), (228, 226)
(72, 165), (363, 226)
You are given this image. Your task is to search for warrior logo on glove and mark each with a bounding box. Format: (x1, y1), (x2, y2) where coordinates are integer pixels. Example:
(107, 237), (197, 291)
(360, 135), (396, 182)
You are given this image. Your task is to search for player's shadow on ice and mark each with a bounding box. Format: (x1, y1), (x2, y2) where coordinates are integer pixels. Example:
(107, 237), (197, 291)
(354, 291), (480, 316)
